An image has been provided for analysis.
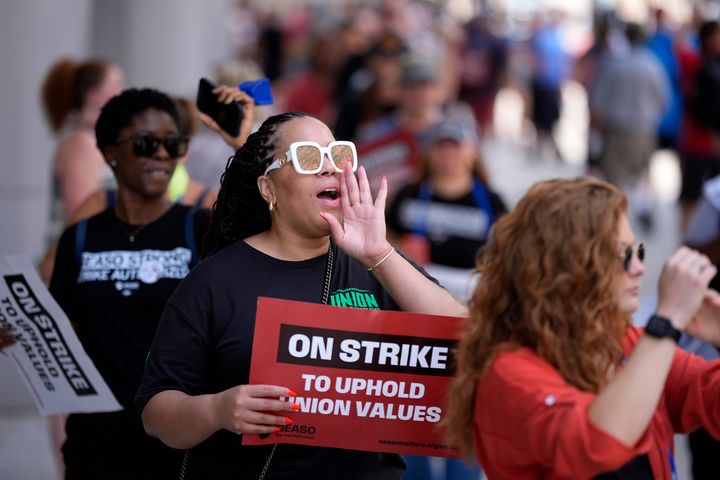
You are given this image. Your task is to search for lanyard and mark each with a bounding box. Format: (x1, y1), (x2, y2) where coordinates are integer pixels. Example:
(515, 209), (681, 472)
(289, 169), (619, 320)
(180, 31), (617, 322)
(412, 180), (495, 236)
(667, 447), (678, 480)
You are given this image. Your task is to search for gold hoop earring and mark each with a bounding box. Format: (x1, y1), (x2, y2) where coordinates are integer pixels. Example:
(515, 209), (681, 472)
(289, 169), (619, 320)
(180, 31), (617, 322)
(269, 201), (275, 213)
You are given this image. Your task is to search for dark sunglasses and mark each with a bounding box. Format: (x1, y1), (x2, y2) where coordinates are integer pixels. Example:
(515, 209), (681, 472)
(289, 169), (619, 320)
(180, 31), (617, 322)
(619, 243), (645, 271)
(114, 133), (189, 159)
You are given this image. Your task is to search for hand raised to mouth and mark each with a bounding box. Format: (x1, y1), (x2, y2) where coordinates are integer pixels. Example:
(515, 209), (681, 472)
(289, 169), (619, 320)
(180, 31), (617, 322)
(319, 161), (393, 268)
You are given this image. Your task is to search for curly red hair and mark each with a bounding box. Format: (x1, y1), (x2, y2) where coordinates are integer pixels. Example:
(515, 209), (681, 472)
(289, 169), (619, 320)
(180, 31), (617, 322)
(444, 177), (630, 458)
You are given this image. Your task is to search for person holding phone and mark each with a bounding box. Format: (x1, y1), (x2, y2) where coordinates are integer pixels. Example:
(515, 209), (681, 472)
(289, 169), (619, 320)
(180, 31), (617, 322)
(136, 112), (466, 479)
(49, 88), (211, 479)
(187, 65), (271, 190)
(444, 177), (720, 479)
(196, 78), (256, 148)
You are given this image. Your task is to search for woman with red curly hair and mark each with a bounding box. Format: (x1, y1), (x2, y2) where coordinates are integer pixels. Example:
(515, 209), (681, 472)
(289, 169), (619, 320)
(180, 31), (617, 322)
(445, 177), (720, 479)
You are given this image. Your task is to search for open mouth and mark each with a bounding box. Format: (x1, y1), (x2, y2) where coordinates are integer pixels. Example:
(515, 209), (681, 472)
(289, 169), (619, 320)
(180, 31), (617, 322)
(145, 168), (171, 178)
(317, 188), (339, 200)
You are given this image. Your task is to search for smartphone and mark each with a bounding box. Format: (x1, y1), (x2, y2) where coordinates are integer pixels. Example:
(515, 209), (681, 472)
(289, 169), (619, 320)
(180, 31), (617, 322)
(196, 78), (242, 136)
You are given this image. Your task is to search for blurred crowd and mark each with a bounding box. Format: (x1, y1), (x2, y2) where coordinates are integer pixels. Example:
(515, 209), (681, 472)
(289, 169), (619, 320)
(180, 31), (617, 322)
(192, 0), (720, 243)
(46, 0), (720, 253)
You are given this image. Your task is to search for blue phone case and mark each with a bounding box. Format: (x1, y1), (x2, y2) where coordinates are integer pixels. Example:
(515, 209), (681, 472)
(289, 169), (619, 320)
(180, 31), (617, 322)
(239, 78), (273, 105)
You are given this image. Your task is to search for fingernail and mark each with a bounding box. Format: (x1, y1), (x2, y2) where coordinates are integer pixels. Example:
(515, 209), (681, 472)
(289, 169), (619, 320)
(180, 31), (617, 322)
(290, 404), (300, 411)
(287, 389), (297, 397)
(283, 417), (294, 425)
(274, 426), (281, 432)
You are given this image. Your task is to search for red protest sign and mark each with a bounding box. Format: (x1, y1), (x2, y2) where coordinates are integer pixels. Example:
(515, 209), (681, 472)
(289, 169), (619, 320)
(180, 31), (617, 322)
(356, 128), (420, 198)
(243, 297), (463, 457)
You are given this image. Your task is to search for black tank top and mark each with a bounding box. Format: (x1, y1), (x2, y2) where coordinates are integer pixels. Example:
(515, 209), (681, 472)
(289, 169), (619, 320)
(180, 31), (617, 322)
(593, 455), (654, 479)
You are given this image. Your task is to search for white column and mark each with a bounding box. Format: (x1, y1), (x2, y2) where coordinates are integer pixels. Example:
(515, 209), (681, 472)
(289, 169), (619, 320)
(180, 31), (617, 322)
(93, 0), (233, 99)
(0, 0), (93, 409)
(0, 0), (93, 260)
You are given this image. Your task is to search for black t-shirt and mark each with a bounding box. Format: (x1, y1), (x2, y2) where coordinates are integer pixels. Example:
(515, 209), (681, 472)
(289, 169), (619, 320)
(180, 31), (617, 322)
(135, 240), (435, 479)
(691, 57), (720, 132)
(593, 454), (653, 479)
(49, 204), (209, 477)
(386, 181), (507, 268)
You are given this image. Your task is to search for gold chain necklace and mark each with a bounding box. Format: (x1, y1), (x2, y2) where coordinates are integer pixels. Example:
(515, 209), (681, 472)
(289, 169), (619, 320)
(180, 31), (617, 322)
(116, 221), (148, 242)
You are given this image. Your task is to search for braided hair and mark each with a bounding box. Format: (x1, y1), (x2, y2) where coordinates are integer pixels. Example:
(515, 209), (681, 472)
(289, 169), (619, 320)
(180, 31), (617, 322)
(204, 111), (309, 257)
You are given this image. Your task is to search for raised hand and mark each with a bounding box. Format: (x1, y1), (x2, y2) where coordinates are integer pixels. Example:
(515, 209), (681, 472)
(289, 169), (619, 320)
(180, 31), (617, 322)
(657, 247), (716, 330)
(198, 85), (255, 150)
(686, 289), (720, 346)
(320, 161), (393, 268)
(210, 384), (298, 435)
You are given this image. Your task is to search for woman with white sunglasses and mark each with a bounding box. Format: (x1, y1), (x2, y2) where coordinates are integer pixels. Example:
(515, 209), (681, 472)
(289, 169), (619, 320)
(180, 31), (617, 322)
(136, 112), (466, 479)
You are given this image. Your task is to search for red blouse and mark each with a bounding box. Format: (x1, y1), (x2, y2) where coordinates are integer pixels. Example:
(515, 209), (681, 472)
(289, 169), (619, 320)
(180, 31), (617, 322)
(473, 327), (720, 479)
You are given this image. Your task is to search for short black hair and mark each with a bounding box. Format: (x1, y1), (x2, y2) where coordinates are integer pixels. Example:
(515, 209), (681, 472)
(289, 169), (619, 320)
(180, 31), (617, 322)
(95, 88), (179, 151)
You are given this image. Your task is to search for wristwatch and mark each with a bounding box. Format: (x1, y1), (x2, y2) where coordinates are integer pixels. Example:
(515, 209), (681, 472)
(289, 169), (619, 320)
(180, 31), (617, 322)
(644, 315), (682, 343)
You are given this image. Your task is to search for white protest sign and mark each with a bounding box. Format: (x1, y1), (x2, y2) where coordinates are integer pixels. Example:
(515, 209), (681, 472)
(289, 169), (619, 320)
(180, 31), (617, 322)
(0, 255), (121, 415)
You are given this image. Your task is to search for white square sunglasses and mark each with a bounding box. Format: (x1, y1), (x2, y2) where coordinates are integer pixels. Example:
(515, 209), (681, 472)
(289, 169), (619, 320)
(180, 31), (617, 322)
(264, 141), (358, 176)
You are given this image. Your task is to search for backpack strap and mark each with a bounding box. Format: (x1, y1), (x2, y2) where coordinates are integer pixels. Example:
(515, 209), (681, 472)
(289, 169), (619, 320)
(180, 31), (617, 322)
(106, 189), (117, 208)
(470, 179), (496, 227)
(411, 182), (433, 236)
(184, 207), (199, 266)
(74, 219), (88, 267)
(194, 188), (211, 210)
